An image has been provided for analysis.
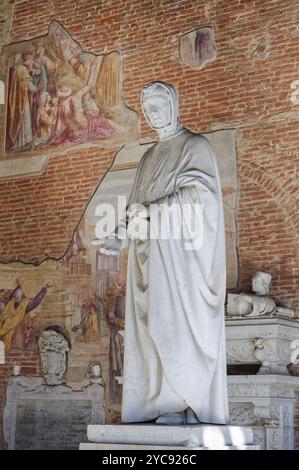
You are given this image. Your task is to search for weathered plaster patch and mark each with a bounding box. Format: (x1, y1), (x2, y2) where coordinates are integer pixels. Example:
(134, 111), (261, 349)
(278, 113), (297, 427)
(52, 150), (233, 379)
(211, 110), (299, 131)
(290, 80), (299, 105)
(0, 155), (49, 179)
(248, 33), (272, 60)
(179, 26), (216, 69)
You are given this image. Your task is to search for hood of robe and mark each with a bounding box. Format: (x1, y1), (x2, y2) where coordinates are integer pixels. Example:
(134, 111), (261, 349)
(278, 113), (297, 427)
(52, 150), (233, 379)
(140, 81), (183, 139)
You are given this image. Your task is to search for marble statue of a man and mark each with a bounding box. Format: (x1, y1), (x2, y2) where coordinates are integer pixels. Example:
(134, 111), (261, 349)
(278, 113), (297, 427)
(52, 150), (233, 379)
(100, 81), (229, 425)
(227, 271), (294, 318)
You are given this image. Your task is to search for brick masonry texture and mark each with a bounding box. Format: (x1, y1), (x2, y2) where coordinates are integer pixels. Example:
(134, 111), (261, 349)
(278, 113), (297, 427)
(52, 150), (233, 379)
(0, 0), (298, 449)
(0, 0), (297, 311)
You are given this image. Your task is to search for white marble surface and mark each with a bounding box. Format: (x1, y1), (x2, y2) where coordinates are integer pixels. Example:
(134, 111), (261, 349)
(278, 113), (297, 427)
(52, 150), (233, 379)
(118, 82), (229, 425)
(226, 272), (294, 318)
(226, 315), (299, 374)
(80, 443), (259, 450)
(87, 424), (254, 450)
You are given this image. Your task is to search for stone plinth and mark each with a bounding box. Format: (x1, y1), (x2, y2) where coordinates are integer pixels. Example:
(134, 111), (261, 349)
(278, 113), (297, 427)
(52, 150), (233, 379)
(80, 424), (258, 450)
(228, 375), (299, 449)
(4, 376), (105, 450)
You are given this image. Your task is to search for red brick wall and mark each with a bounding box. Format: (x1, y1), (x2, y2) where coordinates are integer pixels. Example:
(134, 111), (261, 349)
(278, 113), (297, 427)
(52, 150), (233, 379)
(0, 147), (115, 261)
(0, 0), (298, 449)
(0, 351), (41, 449)
(0, 0), (297, 308)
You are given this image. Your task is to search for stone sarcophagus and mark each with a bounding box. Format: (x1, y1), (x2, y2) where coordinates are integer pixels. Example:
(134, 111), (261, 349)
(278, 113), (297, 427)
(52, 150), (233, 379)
(225, 271), (299, 449)
(226, 315), (299, 375)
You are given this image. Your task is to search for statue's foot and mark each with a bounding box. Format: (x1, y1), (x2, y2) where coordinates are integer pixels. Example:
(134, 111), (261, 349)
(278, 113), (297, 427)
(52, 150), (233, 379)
(185, 407), (199, 424)
(156, 411), (186, 425)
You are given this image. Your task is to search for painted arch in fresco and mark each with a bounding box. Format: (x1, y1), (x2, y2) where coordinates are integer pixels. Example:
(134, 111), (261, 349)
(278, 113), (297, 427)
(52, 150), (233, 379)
(0, 21), (138, 156)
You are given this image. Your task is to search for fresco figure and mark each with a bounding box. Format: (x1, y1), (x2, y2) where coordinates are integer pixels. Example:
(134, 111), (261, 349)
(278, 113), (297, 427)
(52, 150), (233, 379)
(34, 42), (57, 94)
(7, 52), (38, 151)
(0, 280), (52, 350)
(3, 21), (138, 154)
(35, 92), (57, 145)
(63, 229), (86, 264)
(72, 296), (101, 342)
(49, 62), (125, 146)
(102, 282), (125, 404)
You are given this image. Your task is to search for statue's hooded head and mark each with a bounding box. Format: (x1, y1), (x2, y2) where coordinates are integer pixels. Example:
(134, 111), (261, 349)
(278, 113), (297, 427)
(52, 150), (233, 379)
(252, 271), (272, 296)
(140, 81), (182, 140)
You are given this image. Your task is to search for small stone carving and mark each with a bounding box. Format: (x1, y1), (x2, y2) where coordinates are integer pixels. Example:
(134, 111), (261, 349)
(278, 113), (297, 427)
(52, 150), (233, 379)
(38, 329), (70, 385)
(88, 362), (103, 385)
(12, 364), (21, 376)
(287, 339), (299, 376)
(253, 337), (290, 375)
(226, 272), (294, 318)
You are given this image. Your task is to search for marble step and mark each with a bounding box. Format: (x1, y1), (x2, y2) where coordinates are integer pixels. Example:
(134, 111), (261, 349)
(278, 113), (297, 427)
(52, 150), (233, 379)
(84, 424), (256, 450)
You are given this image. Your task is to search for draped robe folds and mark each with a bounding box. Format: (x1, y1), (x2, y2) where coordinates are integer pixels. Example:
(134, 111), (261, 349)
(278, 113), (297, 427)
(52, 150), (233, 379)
(121, 129), (229, 424)
(8, 65), (35, 148)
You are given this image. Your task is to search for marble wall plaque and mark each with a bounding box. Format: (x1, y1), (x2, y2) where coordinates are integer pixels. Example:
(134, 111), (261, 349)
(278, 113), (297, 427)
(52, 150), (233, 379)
(15, 398), (92, 450)
(4, 377), (105, 450)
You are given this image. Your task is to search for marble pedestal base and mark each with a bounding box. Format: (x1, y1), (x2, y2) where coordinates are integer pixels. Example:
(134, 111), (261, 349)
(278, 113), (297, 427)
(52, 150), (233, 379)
(80, 424), (258, 450)
(228, 375), (299, 450)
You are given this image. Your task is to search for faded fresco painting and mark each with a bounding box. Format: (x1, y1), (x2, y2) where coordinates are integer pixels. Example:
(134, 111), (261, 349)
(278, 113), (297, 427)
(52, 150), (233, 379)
(0, 279), (52, 352)
(0, 21), (138, 156)
(180, 26), (217, 69)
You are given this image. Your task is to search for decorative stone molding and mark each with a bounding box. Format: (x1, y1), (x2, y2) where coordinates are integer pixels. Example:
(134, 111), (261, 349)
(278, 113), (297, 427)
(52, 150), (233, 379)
(226, 315), (299, 375)
(228, 375), (299, 450)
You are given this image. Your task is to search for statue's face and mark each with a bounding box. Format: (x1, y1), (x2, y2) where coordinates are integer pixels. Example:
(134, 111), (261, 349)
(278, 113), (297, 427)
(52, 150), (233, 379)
(252, 273), (270, 295)
(141, 89), (172, 129)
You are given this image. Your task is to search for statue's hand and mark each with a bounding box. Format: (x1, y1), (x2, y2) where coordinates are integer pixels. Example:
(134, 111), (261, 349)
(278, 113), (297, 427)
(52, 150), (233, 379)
(98, 237), (122, 256)
(127, 204), (150, 241)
